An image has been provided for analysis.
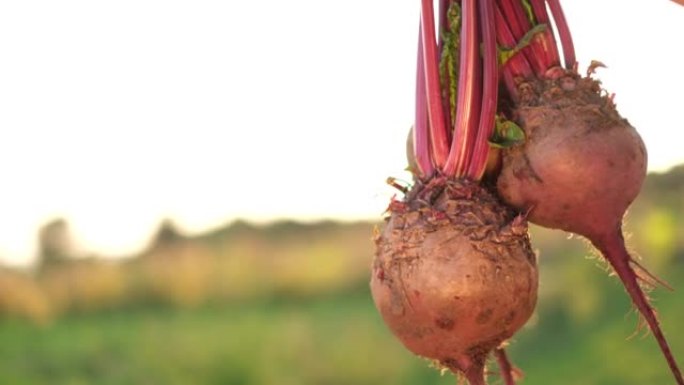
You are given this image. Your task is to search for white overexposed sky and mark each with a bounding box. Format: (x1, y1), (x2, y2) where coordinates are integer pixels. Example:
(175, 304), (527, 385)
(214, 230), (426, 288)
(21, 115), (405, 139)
(1, 0), (683, 265)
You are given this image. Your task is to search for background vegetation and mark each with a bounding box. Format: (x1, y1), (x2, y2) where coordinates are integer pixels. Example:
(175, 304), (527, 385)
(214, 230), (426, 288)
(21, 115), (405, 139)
(1, 165), (683, 384)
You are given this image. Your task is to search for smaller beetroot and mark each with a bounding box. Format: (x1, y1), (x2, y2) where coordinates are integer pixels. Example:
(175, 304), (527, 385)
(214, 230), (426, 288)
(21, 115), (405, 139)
(497, 74), (647, 240)
(493, 2), (682, 383)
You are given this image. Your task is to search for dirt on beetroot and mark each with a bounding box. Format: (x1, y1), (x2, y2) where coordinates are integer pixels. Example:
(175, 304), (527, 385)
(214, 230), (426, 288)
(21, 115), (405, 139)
(371, 179), (537, 383)
(493, 1), (682, 383)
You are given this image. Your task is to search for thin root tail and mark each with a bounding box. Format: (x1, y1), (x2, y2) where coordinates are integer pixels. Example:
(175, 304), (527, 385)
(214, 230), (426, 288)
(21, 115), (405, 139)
(594, 228), (684, 385)
(494, 347), (520, 385)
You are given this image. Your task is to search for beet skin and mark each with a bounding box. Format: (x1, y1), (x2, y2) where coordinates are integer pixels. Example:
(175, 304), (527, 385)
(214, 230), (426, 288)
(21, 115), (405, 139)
(497, 71), (683, 384)
(497, 74), (646, 238)
(371, 178), (537, 384)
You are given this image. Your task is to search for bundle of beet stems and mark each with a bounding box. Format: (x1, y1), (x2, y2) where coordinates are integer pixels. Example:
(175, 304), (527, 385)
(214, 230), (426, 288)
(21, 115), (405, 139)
(371, 1), (683, 384)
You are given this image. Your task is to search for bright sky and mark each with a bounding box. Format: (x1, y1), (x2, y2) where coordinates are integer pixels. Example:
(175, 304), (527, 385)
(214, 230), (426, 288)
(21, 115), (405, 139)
(1, 0), (683, 266)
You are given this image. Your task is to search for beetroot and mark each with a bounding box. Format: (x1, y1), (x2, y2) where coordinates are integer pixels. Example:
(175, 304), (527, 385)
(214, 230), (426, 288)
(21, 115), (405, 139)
(371, 1), (536, 383)
(494, 1), (682, 383)
(498, 73), (647, 239)
(372, 179), (537, 384)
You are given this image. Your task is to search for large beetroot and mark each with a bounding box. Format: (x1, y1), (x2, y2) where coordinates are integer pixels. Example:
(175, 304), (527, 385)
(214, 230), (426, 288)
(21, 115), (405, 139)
(494, 1), (682, 383)
(372, 179), (537, 384)
(371, 1), (536, 384)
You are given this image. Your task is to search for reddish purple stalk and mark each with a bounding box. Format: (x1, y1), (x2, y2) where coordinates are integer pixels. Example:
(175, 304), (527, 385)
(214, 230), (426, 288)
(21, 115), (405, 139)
(493, 3), (534, 79)
(495, 1), (558, 98)
(546, 0), (576, 68)
(495, 0), (529, 38)
(466, 0), (498, 179)
(495, 0), (546, 76)
(414, 21), (435, 178)
(494, 2), (534, 99)
(443, 0), (481, 177)
(528, 0), (561, 70)
(414, 0), (500, 181)
(421, 0), (450, 169)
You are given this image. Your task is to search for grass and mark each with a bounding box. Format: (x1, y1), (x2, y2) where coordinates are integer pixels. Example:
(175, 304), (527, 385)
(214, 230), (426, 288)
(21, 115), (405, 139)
(1, 166), (683, 385)
(1, 276), (683, 385)
(0, 292), (450, 385)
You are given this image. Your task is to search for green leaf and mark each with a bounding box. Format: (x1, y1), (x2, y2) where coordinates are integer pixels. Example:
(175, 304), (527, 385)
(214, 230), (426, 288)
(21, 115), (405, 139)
(439, 2), (462, 120)
(489, 117), (526, 148)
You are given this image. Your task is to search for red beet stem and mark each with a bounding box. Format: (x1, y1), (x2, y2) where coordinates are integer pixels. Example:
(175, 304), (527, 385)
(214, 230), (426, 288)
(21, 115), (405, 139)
(528, 0), (561, 70)
(466, 0), (498, 180)
(421, 0), (450, 169)
(494, 3), (534, 79)
(494, 348), (517, 385)
(414, 21), (435, 178)
(495, 0), (529, 39)
(495, 0), (546, 75)
(545, 0), (576, 69)
(594, 228), (684, 385)
(494, 2), (533, 99)
(443, 0), (482, 177)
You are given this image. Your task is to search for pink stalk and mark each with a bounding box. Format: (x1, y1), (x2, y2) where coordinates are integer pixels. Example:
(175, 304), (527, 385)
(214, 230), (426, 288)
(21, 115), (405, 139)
(528, 0), (561, 70)
(495, 2), (534, 99)
(494, 3), (534, 78)
(495, 0), (546, 75)
(495, 0), (529, 38)
(421, 0), (450, 169)
(443, 0), (481, 177)
(466, 0), (498, 180)
(414, 21), (435, 178)
(546, 0), (576, 69)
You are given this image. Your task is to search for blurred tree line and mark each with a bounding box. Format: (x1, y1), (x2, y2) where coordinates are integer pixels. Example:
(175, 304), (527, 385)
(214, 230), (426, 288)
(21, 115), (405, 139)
(0, 217), (374, 325)
(1, 165), (683, 326)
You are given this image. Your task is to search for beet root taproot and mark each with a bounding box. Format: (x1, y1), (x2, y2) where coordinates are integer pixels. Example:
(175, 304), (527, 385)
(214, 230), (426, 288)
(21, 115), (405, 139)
(497, 72), (683, 384)
(371, 178), (537, 384)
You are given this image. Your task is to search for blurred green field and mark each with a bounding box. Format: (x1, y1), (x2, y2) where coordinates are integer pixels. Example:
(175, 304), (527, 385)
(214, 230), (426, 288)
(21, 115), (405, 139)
(0, 275), (683, 385)
(1, 165), (683, 384)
